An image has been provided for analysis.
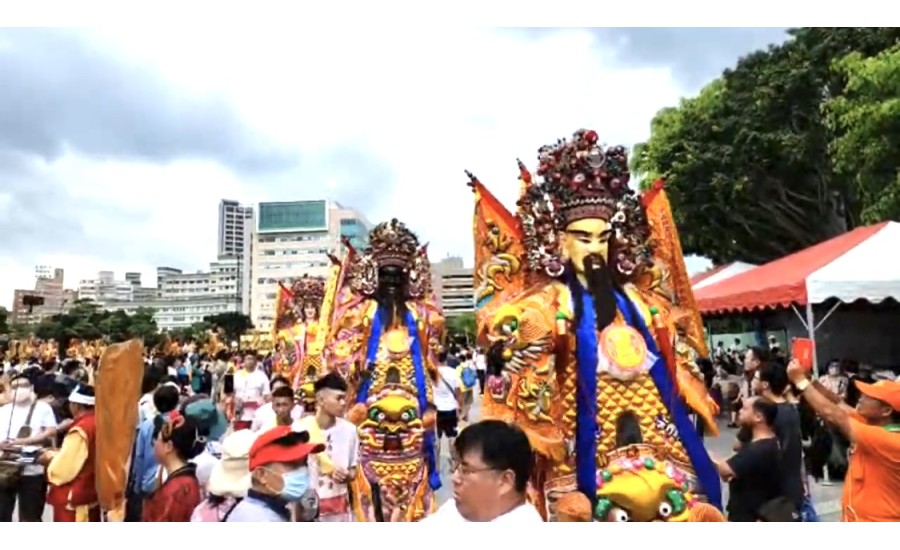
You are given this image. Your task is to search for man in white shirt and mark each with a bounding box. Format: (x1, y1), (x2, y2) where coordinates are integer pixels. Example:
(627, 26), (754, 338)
(234, 353), (270, 422)
(473, 348), (487, 395)
(294, 372), (359, 522)
(434, 351), (461, 461)
(250, 376), (302, 432)
(417, 420), (542, 523)
(0, 373), (58, 522)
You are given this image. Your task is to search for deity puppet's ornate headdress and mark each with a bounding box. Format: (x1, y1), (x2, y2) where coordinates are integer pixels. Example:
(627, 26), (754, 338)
(516, 128), (651, 279)
(290, 275), (326, 308)
(347, 218), (433, 299)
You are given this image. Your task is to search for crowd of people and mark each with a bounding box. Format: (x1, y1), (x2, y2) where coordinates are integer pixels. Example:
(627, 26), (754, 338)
(0, 344), (497, 522)
(2, 335), (899, 522)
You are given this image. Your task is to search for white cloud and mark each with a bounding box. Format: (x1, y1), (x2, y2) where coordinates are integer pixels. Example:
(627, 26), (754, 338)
(2, 27), (699, 308)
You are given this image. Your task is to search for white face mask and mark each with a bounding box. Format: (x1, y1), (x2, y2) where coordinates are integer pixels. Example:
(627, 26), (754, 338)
(828, 367), (841, 376)
(13, 388), (34, 404)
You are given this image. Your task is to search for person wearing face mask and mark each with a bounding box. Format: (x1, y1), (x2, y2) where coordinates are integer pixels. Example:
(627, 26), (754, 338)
(225, 425), (324, 522)
(0, 372), (59, 521)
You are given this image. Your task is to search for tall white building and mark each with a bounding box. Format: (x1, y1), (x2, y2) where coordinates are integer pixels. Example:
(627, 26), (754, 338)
(431, 256), (474, 318)
(218, 200), (253, 258)
(248, 199), (371, 331)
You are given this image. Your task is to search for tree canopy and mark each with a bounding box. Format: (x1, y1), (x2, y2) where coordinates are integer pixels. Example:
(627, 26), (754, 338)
(446, 312), (476, 341)
(33, 299), (162, 350)
(21, 302), (254, 352)
(633, 28), (900, 265)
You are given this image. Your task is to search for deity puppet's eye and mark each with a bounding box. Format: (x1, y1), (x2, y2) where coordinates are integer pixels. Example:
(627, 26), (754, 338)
(606, 507), (630, 522)
(657, 501), (673, 519)
(400, 409), (417, 422)
(500, 317), (519, 334)
(368, 408), (382, 422)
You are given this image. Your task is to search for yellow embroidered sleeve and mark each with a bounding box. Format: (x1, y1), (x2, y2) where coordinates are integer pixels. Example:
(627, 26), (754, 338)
(47, 428), (89, 486)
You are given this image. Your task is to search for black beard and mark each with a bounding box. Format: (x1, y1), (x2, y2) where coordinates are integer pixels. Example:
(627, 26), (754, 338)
(376, 282), (407, 328)
(583, 254), (618, 330)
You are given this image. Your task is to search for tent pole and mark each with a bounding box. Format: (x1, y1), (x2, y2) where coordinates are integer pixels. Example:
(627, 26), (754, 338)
(805, 302), (818, 377)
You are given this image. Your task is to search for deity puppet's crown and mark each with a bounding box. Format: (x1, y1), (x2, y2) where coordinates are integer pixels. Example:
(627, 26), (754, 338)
(535, 128), (632, 225)
(367, 218), (421, 269)
(290, 275), (326, 306)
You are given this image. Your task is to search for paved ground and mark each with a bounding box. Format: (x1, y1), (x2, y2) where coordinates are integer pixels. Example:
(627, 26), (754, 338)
(435, 391), (844, 521)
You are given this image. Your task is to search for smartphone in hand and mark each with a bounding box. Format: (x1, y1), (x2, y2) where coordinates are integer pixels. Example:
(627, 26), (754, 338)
(791, 338), (814, 371)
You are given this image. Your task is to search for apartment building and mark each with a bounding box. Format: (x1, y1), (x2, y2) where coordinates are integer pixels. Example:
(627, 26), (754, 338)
(9, 266), (76, 324)
(431, 256), (475, 318)
(248, 200), (371, 331)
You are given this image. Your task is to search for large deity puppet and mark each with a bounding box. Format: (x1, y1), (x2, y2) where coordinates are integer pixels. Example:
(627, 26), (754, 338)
(467, 129), (721, 523)
(323, 218), (444, 522)
(272, 275), (328, 413)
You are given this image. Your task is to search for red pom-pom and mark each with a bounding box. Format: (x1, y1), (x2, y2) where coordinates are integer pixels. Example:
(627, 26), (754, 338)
(584, 130), (599, 144)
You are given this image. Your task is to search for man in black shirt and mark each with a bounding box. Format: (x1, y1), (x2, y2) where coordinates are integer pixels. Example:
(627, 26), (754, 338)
(713, 397), (787, 521)
(753, 362), (805, 513)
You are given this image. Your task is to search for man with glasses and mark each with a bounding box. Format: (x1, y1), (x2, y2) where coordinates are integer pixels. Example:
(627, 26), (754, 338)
(416, 420), (542, 523)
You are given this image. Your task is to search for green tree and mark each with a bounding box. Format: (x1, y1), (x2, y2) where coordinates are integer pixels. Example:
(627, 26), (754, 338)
(31, 302), (163, 350)
(633, 27), (900, 264)
(8, 323), (32, 339)
(446, 312), (476, 340)
(204, 312), (253, 343)
(825, 45), (900, 223)
(0, 306), (8, 335)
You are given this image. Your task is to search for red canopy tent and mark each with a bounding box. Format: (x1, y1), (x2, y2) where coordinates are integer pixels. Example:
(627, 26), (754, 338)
(695, 222), (891, 371)
(695, 222), (889, 314)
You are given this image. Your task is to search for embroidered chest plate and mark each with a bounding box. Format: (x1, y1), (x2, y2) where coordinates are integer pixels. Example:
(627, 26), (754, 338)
(597, 325), (655, 381)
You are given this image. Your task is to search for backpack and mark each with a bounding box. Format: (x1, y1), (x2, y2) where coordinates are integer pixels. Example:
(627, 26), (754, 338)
(461, 366), (477, 389)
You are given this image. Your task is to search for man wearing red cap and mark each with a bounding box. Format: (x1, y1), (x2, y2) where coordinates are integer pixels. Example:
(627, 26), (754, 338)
(787, 360), (900, 521)
(224, 425), (324, 522)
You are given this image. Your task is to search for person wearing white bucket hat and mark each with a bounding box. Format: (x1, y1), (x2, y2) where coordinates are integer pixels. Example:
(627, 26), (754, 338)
(191, 429), (256, 522)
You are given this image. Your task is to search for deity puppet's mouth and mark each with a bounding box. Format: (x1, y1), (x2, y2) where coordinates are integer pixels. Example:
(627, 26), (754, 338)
(383, 434), (403, 452)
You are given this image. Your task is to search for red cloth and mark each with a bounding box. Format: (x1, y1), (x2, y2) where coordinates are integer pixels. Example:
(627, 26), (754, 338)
(47, 411), (98, 510)
(52, 505), (101, 523)
(141, 465), (202, 522)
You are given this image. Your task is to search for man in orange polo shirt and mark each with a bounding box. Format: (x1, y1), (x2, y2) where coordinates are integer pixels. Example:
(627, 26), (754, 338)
(787, 360), (900, 522)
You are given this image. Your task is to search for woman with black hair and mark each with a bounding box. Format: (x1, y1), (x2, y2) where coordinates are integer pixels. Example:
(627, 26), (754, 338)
(141, 411), (205, 522)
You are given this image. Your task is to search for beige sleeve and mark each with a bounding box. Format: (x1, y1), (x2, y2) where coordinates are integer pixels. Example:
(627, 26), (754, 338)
(47, 428), (89, 486)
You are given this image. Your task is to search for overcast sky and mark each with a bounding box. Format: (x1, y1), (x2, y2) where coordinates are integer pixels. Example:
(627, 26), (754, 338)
(0, 27), (789, 308)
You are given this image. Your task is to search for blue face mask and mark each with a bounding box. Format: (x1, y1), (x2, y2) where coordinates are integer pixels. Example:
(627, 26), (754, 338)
(280, 467), (310, 502)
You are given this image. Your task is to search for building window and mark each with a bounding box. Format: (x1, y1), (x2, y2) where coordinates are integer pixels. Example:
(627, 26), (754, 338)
(258, 201), (327, 232)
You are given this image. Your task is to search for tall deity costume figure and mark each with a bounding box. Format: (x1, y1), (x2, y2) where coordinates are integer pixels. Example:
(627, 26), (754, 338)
(324, 219), (444, 522)
(468, 129), (721, 522)
(272, 275), (328, 414)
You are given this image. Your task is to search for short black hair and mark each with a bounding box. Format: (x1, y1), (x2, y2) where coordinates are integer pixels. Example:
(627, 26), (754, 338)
(438, 350), (449, 363)
(153, 385), (181, 414)
(314, 372), (348, 393)
(747, 346), (771, 364)
(271, 376), (291, 389)
(751, 397), (779, 427)
(757, 361), (789, 396)
(454, 420), (533, 493)
(272, 386), (294, 400)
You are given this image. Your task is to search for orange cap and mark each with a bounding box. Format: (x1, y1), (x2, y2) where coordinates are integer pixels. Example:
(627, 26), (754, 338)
(855, 380), (900, 412)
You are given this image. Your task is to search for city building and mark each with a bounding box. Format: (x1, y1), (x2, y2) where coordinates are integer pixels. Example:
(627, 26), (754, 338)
(248, 199), (371, 331)
(9, 267), (76, 324)
(103, 295), (240, 331)
(78, 271), (137, 303)
(431, 256), (474, 318)
(157, 257), (241, 304)
(77, 261), (243, 332)
(218, 199), (253, 258)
